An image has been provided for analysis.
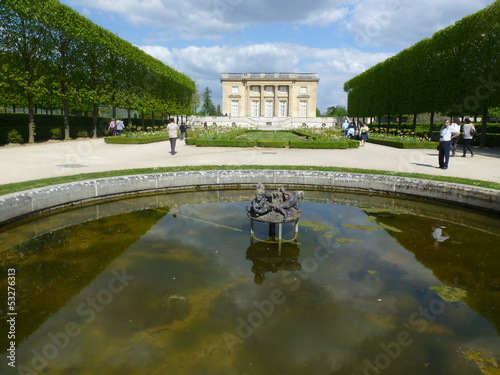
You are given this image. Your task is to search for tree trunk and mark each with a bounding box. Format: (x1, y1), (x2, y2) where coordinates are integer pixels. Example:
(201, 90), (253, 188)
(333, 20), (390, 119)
(28, 96), (35, 143)
(93, 103), (99, 138)
(480, 106), (488, 148)
(429, 112), (435, 141)
(64, 98), (70, 140)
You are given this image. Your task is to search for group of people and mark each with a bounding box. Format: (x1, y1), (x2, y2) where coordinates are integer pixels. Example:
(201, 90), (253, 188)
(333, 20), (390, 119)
(341, 119), (369, 146)
(108, 117), (188, 155)
(107, 118), (125, 136)
(437, 117), (476, 170)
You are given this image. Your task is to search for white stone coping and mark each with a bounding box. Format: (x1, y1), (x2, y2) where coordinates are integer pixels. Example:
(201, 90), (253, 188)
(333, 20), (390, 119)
(1, 170), (499, 226)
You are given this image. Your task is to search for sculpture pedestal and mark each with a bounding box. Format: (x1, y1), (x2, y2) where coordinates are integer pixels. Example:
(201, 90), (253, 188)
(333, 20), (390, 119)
(248, 209), (300, 253)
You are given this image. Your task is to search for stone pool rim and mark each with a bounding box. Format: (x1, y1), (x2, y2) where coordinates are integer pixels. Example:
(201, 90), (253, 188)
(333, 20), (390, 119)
(1, 169), (499, 226)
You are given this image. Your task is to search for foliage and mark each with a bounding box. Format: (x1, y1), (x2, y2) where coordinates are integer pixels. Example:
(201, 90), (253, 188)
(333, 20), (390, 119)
(324, 105), (348, 117)
(190, 139), (257, 147)
(7, 129), (23, 143)
(184, 126), (358, 148)
(344, 1), (500, 148)
(76, 130), (89, 138)
(50, 128), (63, 140)
(289, 140), (357, 149)
(368, 136), (439, 149)
(0, 0), (195, 142)
(104, 135), (169, 144)
(201, 87), (216, 116)
(256, 140), (288, 148)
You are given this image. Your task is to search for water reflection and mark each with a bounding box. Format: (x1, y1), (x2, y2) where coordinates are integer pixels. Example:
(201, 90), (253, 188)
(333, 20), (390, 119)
(246, 241), (302, 285)
(1, 190), (500, 375)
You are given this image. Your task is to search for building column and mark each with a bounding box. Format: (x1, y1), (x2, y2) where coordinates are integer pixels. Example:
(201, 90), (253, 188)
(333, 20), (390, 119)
(274, 85), (279, 117)
(286, 85), (292, 117)
(260, 85), (265, 117)
(245, 85), (250, 117)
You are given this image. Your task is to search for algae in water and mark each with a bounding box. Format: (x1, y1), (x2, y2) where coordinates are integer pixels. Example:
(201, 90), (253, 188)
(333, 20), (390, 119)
(430, 285), (467, 302)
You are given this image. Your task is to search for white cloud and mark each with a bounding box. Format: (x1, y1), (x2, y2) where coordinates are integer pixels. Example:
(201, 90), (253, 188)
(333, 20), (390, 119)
(299, 7), (350, 27)
(345, 0), (495, 48)
(65, 0), (354, 39)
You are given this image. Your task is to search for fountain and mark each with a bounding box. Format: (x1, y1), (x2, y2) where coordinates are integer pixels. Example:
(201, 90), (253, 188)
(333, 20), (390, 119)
(1, 188), (500, 374)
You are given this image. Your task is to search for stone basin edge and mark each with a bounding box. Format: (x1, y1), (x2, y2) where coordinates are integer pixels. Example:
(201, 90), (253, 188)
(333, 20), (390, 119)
(1, 169), (499, 226)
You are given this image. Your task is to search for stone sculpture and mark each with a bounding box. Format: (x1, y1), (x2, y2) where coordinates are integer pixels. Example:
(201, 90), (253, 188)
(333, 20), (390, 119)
(246, 183), (304, 222)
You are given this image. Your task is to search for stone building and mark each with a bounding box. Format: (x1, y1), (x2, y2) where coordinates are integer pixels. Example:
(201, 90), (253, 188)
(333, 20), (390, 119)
(220, 73), (319, 118)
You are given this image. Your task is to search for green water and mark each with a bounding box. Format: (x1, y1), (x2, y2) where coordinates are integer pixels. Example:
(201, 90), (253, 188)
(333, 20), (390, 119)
(1, 190), (500, 375)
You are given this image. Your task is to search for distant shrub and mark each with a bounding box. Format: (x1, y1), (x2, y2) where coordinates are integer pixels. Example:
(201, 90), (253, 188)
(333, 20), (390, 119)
(7, 129), (23, 143)
(50, 128), (63, 140)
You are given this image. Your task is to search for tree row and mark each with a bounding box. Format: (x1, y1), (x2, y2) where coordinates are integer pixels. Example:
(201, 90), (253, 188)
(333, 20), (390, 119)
(0, 0), (196, 141)
(344, 0), (500, 147)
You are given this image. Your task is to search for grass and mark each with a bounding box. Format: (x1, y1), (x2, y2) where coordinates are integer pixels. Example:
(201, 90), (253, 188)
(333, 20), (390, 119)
(0, 165), (498, 196)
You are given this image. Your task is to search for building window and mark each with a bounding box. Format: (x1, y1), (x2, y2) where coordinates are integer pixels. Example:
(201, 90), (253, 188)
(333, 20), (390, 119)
(279, 86), (287, 93)
(231, 86), (239, 94)
(251, 100), (260, 117)
(251, 86), (259, 93)
(279, 101), (287, 117)
(300, 86), (307, 94)
(265, 100), (273, 117)
(231, 100), (239, 116)
(265, 86), (273, 93)
(299, 100), (307, 117)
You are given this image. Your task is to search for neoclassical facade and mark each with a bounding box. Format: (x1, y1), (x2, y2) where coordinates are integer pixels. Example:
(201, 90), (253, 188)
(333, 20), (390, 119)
(220, 73), (319, 118)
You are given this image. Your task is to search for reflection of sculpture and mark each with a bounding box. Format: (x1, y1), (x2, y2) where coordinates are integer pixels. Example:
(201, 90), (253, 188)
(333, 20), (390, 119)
(246, 241), (302, 285)
(246, 184), (304, 222)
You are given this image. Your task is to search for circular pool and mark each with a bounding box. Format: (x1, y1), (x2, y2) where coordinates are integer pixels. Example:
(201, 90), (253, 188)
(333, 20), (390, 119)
(1, 188), (499, 374)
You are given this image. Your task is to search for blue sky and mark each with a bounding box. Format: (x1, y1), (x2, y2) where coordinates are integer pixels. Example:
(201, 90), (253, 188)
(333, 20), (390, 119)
(60, 0), (495, 112)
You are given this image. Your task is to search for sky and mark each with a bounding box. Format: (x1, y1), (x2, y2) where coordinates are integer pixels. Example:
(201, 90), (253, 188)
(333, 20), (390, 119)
(60, 0), (495, 113)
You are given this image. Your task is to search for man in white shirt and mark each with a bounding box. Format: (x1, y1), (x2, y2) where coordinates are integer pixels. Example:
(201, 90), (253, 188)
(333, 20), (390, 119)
(167, 118), (179, 155)
(437, 119), (460, 169)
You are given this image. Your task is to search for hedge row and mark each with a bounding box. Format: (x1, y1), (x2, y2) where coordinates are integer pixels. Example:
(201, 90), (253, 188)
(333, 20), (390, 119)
(0, 113), (176, 144)
(185, 137), (359, 149)
(289, 140), (358, 149)
(104, 135), (169, 144)
(368, 138), (439, 149)
(0, 113), (109, 143)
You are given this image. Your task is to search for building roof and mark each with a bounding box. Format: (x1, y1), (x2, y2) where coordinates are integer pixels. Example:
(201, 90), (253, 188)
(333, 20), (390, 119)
(221, 73), (319, 82)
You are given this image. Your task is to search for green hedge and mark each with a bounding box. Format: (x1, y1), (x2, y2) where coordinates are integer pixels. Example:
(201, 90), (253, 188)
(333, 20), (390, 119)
(104, 135), (169, 144)
(0, 113), (110, 143)
(289, 140), (358, 149)
(190, 139), (258, 147)
(368, 137), (439, 149)
(256, 140), (288, 148)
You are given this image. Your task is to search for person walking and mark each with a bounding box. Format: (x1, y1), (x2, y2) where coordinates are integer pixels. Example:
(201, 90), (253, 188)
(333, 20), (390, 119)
(461, 118), (476, 157)
(179, 123), (187, 140)
(450, 118), (461, 157)
(167, 118), (179, 155)
(437, 119), (460, 169)
(341, 119), (349, 137)
(116, 118), (125, 136)
(108, 118), (117, 136)
(360, 123), (369, 146)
